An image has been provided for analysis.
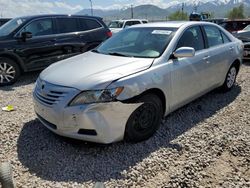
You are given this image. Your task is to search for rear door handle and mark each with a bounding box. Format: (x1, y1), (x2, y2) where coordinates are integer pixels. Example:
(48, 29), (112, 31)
(229, 46), (234, 51)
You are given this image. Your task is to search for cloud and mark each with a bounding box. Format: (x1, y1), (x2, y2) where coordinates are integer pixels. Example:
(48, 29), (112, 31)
(0, 0), (83, 18)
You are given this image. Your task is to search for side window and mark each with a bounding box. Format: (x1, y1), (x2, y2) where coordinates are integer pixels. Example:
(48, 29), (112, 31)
(204, 25), (223, 47)
(176, 26), (205, 51)
(132, 21), (141, 25)
(57, 18), (78, 34)
(142, 20), (148, 24)
(221, 31), (231, 43)
(21, 18), (53, 37)
(84, 19), (102, 30)
(124, 21), (133, 27)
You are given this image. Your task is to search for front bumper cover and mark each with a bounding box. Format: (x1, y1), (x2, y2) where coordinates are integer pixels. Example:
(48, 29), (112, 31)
(34, 99), (142, 144)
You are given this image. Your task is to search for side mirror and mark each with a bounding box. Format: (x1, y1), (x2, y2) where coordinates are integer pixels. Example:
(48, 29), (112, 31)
(173, 47), (195, 58)
(21, 32), (32, 41)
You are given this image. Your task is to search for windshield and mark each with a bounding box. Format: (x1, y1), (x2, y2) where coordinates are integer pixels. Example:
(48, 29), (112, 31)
(0, 17), (26, 37)
(95, 27), (177, 58)
(108, 21), (124, 28)
(243, 25), (250, 31)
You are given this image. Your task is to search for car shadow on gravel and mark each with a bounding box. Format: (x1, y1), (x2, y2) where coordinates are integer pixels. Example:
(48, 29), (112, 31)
(17, 85), (241, 183)
(1, 71), (40, 91)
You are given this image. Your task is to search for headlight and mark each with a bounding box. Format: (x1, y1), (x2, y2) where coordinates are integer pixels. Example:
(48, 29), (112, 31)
(69, 87), (124, 106)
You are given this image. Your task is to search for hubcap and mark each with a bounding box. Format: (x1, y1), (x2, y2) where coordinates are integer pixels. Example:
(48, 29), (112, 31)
(0, 62), (16, 84)
(227, 67), (236, 88)
(134, 103), (156, 133)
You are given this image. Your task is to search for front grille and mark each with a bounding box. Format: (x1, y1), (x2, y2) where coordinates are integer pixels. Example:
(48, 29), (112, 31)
(34, 79), (68, 106)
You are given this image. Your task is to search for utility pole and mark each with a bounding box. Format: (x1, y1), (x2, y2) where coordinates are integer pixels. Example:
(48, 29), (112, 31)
(89, 0), (93, 16)
(181, 2), (184, 20)
(131, 5), (134, 19)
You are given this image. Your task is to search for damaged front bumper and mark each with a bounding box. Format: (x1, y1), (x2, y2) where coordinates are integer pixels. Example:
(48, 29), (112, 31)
(34, 99), (141, 144)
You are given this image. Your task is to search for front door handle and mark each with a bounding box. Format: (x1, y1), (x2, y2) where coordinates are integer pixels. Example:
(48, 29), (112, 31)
(203, 55), (210, 63)
(203, 55), (210, 60)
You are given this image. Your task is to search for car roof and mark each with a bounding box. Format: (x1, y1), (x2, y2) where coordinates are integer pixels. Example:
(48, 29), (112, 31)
(111, 19), (147, 22)
(16, 14), (102, 20)
(130, 21), (219, 29)
(130, 21), (189, 28)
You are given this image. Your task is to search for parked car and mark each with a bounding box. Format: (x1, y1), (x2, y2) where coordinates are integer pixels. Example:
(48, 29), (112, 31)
(108, 19), (148, 34)
(242, 42), (250, 60)
(232, 24), (250, 60)
(0, 18), (11, 27)
(233, 24), (250, 42)
(219, 20), (250, 33)
(33, 21), (243, 144)
(204, 18), (227, 25)
(0, 14), (112, 86)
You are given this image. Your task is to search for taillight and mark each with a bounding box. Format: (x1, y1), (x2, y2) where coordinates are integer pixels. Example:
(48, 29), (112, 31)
(106, 31), (112, 37)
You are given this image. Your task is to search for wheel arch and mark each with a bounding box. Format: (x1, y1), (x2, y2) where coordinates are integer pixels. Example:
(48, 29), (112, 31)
(0, 53), (26, 72)
(121, 88), (167, 116)
(230, 59), (241, 75)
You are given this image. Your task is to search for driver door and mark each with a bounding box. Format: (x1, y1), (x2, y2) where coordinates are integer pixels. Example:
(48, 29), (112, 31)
(15, 17), (57, 70)
(170, 26), (210, 109)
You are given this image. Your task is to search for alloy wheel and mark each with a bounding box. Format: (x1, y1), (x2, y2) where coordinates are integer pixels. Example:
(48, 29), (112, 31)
(0, 62), (16, 84)
(226, 67), (236, 88)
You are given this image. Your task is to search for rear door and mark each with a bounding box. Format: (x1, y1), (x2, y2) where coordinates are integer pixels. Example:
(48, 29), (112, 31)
(202, 25), (233, 85)
(53, 17), (82, 61)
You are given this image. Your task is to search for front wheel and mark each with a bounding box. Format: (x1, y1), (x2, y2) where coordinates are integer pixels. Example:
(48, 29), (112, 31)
(0, 58), (20, 86)
(124, 94), (163, 142)
(221, 65), (237, 92)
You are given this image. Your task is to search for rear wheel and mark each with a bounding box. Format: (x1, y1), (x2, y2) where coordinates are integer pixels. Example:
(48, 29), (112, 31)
(0, 58), (20, 86)
(221, 64), (237, 92)
(125, 94), (163, 142)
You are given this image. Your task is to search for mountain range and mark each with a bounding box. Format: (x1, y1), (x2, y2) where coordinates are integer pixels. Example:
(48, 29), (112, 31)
(77, 0), (250, 21)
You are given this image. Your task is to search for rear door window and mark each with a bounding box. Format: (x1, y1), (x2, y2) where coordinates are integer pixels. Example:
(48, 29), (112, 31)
(203, 25), (223, 47)
(56, 18), (78, 34)
(221, 31), (231, 43)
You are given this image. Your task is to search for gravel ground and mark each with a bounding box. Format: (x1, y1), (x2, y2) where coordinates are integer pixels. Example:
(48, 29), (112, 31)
(0, 64), (250, 188)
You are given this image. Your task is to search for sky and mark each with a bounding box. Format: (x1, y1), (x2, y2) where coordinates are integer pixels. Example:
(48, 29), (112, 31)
(0, 0), (189, 18)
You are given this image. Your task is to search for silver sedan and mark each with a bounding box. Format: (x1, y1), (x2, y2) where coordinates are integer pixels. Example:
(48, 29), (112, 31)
(33, 21), (243, 144)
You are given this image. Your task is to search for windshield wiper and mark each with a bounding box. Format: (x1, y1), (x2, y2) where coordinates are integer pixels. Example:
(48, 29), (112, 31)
(108, 52), (130, 57)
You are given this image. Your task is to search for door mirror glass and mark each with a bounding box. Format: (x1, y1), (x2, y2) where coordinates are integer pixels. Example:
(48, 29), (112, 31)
(173, 47), (195, 58)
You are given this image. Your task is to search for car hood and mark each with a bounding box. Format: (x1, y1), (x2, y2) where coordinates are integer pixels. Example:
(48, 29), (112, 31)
(40, 51), (154, 90)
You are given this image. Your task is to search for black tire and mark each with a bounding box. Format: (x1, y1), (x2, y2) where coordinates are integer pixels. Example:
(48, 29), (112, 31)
(125, 94), (163, 142)
(0, 162), (15, 188)
(220, 64), (237, 92)
(0, 57), (20, 86)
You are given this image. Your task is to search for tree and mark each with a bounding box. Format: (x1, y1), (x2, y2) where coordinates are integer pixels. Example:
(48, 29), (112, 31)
(168, 10), (188, 21)
(227, 4), (245, 19)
